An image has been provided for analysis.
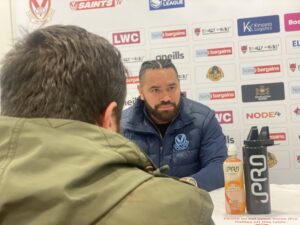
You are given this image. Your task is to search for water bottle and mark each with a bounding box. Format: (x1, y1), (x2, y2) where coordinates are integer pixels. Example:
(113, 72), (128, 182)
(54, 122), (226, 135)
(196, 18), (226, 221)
(243, 126), (274, 214)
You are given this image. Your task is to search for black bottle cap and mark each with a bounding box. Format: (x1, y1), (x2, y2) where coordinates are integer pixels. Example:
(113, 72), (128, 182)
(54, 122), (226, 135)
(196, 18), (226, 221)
(244, 126), (274, 147)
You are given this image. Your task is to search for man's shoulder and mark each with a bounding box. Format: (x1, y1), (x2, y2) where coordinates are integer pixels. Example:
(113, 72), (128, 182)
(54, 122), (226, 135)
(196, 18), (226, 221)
(104, 176), (214, 225)
(121, 99), (145, 127)
(182, 97), (213, 117)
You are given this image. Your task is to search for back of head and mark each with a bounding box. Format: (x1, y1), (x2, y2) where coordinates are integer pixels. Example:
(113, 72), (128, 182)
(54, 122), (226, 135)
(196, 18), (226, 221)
(138, 59), (178, 83)
(0, 25), (127, 124)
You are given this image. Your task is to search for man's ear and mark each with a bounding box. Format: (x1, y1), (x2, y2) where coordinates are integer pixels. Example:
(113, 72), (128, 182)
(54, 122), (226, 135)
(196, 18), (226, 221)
(137, 84), (144, 100)
(97, 101), (118, 131)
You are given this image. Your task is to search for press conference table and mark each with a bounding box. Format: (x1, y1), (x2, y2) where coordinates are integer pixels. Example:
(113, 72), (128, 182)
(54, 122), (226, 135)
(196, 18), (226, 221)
(210, 184), (300, 225)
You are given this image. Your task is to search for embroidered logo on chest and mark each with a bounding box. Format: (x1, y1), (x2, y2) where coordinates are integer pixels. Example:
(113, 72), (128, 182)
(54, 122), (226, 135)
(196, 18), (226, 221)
(174, 134), (189, 151)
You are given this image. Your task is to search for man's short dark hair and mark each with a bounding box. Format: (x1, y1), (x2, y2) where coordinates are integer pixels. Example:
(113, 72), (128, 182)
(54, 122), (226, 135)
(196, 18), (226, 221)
(139, 59), (178, 83)
(0, 25), (127, 124)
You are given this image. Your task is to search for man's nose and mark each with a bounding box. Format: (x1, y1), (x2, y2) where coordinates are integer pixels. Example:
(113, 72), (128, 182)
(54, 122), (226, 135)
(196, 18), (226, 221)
(161, 92), (172, 102)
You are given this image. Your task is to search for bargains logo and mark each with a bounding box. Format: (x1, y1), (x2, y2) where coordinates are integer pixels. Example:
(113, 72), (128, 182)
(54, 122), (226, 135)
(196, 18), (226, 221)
(198, 91), (235, 101)
(196, 47), (232, 57)
(242, 64), (281, 75)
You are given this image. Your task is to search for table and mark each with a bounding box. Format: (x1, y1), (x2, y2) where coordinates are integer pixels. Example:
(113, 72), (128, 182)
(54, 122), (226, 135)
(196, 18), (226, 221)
(210, 184), (300, 225)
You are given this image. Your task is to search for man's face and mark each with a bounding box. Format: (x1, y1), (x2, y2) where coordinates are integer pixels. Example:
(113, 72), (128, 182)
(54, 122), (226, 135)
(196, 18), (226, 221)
(138, 68), (181, 124)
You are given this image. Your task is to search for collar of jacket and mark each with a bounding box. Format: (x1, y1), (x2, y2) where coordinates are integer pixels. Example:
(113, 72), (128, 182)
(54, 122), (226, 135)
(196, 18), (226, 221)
(125, 96), (194, 133)
(0, 116), (154, 173)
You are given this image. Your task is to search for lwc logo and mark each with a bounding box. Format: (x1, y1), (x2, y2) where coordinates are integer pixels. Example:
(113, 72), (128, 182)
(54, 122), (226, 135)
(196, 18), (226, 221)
(27, 0), (54, 24)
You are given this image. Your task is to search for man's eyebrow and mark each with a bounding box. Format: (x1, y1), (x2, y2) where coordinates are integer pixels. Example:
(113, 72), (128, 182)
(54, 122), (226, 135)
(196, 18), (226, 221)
(149, 85), (160, 89)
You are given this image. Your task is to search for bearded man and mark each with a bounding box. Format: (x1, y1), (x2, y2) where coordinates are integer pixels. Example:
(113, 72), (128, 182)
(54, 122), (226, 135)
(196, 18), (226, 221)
(121, 59), (227, 191)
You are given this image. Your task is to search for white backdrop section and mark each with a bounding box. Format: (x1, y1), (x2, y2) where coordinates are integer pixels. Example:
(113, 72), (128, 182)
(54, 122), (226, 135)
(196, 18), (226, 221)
(11, 0), (300, 184)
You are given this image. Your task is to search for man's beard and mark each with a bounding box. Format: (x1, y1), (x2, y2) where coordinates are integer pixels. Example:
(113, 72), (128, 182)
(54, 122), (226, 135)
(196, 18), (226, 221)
(144, 99), (180, 123)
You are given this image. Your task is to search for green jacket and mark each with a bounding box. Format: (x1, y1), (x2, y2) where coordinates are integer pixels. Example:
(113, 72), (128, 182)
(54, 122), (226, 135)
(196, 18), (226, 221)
(0, 117), (214, 225)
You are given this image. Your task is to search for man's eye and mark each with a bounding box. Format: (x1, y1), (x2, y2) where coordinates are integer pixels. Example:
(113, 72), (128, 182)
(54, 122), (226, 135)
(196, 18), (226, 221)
(169, 86), (176, 91)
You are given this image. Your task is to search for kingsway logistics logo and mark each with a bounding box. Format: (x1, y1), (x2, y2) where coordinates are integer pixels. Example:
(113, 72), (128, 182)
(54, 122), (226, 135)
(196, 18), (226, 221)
(70, 0), (123, 10)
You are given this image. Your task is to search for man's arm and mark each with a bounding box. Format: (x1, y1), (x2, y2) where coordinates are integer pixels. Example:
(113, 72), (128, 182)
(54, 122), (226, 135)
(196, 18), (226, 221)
(188, 111), (227, 191)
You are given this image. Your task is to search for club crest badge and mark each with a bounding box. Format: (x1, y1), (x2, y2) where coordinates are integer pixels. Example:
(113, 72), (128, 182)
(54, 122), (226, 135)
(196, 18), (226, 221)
(174, 134), (189, 151)
(27, 0), (54, 24)
(241, 45), (248, 54)
(206, 65), (224, 81)
(290, 63), (297, 72)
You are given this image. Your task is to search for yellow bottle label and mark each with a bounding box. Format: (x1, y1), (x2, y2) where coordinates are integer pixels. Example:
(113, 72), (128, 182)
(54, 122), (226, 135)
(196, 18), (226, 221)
(223, 159), (246, 214)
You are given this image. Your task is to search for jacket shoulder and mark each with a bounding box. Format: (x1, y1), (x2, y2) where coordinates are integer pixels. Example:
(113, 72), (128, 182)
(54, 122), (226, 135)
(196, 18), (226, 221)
(102, 177), (214, 225)
(182, 97), (214, 117)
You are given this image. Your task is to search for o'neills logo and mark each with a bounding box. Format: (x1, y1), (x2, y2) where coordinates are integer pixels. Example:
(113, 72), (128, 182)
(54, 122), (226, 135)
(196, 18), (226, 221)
(206, 65), (224, 81)
(297, 155), (300, 164)
(211, 91), (235, 100)
(27, 0), (54, 23)
(270, 132), (286, 141)
(155, 51), (184, 60)
(70, 0), (122, 10)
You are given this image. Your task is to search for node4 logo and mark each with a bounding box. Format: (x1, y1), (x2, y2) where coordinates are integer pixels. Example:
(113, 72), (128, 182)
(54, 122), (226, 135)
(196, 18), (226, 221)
(173, 134), (189, 151)
(243, 106), (286, 124)
(149, 0), (185, 11)
(238, 15), (280, 36)
(70, 0), (123, 10)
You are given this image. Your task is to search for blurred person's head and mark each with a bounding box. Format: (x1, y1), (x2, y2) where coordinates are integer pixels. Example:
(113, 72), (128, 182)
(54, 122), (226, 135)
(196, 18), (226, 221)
(0, 25), (128, 132)
(138, 59), (181, 124)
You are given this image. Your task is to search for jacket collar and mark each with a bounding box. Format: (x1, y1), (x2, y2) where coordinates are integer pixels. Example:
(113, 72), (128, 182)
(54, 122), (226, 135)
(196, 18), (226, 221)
(127, 96), (194, 132)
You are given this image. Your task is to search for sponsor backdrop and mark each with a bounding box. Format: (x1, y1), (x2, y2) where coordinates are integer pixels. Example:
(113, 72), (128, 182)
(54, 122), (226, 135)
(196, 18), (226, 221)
(10, 0), (300, 184)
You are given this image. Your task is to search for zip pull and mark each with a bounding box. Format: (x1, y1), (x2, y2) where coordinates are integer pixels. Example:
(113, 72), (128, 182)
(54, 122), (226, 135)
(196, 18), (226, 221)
(144, 164), (169, 177)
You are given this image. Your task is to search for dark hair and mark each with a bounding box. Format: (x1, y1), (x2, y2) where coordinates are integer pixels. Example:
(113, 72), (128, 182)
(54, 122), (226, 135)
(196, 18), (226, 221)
(139, 59), (178, 83)
(0, 25), (127, 124)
